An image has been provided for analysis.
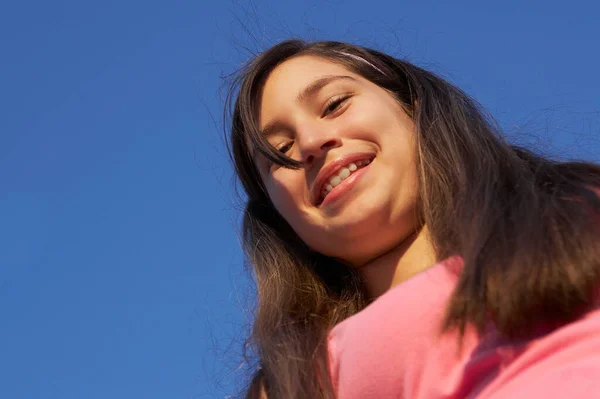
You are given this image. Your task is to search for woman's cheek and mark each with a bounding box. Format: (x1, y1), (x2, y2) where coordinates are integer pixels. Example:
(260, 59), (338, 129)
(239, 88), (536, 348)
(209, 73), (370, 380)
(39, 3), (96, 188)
(268, 175), (304, 216)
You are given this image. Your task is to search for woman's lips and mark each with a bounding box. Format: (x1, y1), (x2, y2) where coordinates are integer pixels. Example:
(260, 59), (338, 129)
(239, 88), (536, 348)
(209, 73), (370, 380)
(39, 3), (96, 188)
(319, 160), (372, 208)
(312, 153), (375, 205)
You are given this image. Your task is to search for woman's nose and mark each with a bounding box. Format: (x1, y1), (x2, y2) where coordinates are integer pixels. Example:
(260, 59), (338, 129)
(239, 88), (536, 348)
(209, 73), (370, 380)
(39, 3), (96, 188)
(297, 125), (342, 165)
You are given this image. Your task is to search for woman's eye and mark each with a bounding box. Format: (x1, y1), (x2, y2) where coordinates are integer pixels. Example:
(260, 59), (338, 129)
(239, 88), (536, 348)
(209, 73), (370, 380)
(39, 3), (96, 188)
(276, 141), (293, 154)
(323, 95), (350, 116)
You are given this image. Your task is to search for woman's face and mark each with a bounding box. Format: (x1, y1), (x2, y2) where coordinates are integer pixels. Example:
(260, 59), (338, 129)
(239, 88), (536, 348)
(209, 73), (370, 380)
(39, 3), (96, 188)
(256, 55), (420, 266)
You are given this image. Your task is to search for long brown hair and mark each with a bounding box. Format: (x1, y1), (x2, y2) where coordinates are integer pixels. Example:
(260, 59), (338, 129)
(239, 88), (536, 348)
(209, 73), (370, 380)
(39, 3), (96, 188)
(225, 39), (600, 398)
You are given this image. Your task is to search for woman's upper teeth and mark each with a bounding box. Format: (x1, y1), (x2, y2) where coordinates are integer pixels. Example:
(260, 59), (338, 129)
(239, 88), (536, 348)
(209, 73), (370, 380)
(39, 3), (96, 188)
(322, 159), (371, 196)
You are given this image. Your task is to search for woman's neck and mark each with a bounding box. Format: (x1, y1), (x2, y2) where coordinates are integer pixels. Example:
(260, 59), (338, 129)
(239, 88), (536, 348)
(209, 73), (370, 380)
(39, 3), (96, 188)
(359, 225), (436, 298)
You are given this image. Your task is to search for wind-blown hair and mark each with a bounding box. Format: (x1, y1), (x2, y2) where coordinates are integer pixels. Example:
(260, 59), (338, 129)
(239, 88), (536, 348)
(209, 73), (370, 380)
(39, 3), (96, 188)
(225, 39), (600, 398)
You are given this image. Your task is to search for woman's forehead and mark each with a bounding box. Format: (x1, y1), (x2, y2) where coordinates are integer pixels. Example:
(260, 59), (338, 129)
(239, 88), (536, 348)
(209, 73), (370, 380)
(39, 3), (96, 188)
(260, 55), (357, 99)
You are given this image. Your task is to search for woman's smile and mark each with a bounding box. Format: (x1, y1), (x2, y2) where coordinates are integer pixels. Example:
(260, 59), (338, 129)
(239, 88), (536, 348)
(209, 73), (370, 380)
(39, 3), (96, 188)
(313, 153), (374, 206)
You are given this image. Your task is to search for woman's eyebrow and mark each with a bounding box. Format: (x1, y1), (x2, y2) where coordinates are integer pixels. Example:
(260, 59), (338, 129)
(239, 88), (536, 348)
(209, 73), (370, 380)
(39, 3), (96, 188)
(260, 75), (356, 138)
(296, 75), (356, 104)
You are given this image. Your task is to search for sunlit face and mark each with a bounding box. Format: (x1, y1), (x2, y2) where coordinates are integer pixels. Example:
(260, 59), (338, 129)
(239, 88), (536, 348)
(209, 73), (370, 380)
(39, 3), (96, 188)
(256, 55), (420, 266)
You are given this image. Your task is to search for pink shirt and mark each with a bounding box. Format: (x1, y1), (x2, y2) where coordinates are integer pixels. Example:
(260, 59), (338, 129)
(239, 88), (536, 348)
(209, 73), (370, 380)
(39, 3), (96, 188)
(328, 258), (600, 398)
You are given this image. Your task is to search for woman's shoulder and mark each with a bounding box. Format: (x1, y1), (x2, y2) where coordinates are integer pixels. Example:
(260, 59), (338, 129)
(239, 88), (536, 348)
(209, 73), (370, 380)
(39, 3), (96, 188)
(329, 257), (461, 340)
(475, 306), (600, 398)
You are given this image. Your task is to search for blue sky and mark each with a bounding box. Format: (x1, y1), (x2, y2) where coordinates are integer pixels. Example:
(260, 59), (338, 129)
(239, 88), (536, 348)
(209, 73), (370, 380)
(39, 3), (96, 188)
(1, 1), (598, 398)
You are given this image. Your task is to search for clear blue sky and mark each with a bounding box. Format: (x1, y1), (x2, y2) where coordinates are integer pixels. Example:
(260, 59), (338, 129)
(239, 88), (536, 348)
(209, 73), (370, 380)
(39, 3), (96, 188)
(1, 1), (598, 398)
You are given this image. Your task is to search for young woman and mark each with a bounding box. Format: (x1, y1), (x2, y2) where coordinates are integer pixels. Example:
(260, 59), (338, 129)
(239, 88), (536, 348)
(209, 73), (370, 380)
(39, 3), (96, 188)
(226, 39), (600, 398)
